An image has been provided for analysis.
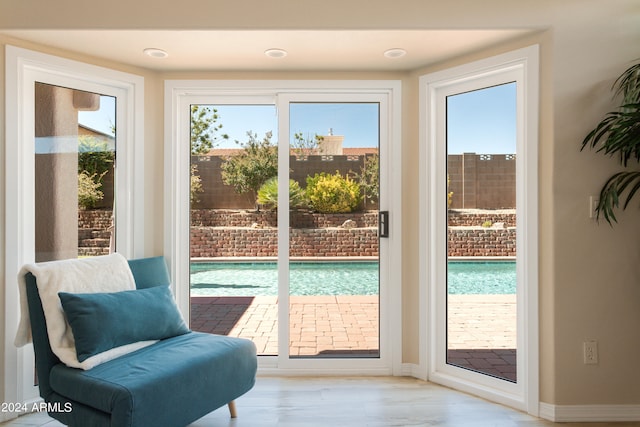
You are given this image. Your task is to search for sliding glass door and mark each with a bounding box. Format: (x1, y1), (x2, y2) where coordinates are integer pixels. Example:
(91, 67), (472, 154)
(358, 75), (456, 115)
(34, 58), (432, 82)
(189, 103), (279, 356)
(167, 81), (401, 373)
(287, 102), (380, 359)
(187, 98), (384, 363)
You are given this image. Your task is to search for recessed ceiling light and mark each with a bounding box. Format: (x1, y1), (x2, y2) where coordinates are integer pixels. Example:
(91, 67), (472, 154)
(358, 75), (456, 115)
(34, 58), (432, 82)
(383, 48), (407, 59)
(143, 48), (169, 59)
(264, 48), (288, 58)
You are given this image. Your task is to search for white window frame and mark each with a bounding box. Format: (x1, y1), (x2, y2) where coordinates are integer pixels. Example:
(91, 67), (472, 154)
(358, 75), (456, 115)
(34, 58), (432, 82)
(418, 46), (539, 414)
(164, 80), (402, 375)
(3, 46), (144, 414)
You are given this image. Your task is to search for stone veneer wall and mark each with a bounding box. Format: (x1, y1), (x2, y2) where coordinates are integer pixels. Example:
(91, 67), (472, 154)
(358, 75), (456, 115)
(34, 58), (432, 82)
(448, 210), (516, 228)
(190, 209), (379, 228)
(448, 228), (516, 257)
(79, 209), (516, 258)
(190, 227), (515, 258)
(190, 228), (379, 258)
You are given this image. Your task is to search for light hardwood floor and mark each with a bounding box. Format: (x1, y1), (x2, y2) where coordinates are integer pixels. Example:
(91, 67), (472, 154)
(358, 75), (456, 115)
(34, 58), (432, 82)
(2, 376), (639, 426)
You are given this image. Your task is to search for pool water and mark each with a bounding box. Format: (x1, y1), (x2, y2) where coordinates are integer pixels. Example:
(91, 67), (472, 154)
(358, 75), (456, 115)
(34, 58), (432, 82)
(447, 262), (516, 294)
(191, 262), (378, 296)
(190, 261), (516, 296)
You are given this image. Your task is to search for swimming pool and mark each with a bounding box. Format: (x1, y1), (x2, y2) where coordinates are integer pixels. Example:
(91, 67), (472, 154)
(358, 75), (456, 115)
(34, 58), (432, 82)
(447, 261), (516, 294)
(190, 261), (516, 296)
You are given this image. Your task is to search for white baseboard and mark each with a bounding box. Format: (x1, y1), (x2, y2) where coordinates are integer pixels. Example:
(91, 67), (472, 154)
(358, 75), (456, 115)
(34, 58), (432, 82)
(397, 365), (640, 423)
(0, 412), (17, 423)
(401, 362), (427, 380)
(540, 402), (640, 422)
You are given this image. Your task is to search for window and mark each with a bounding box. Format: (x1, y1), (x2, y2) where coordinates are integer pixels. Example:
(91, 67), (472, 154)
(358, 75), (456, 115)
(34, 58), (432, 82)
(4, 46), (144, 407)
(419, 46), (539, 414)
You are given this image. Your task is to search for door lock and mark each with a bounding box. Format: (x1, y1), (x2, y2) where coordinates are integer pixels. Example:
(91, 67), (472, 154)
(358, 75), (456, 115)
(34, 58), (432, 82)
(379, 211), (389, 238)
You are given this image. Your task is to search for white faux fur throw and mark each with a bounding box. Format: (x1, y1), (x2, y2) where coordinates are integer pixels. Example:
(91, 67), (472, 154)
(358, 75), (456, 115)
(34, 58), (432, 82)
(14, 253), (155, 370)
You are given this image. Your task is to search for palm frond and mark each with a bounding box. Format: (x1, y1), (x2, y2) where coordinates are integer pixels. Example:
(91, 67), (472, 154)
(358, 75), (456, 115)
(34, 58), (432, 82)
(596, 171), (640, 224)
(613, 62), (640, 104)
(581, 104), (640, 166)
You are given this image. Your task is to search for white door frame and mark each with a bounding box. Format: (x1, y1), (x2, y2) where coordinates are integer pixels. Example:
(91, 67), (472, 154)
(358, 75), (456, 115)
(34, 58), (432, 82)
(164, 79), (402, 375)
(418, 46), (539, 414)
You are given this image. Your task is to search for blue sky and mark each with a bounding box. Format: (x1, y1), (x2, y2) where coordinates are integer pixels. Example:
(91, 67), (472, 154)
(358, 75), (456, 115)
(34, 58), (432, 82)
(193, 103), (380, 149)
(446, 82), (516, 154)
(78, 85), (516, 154)
(78, 95), (116, 136)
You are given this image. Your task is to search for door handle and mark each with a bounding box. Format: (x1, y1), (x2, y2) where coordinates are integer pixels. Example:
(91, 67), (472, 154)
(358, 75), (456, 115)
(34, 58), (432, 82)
(379, 211), (389, 238)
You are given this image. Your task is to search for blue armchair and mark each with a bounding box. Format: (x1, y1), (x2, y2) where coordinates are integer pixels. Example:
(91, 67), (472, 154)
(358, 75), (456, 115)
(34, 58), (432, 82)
(24, 256), (257, 427)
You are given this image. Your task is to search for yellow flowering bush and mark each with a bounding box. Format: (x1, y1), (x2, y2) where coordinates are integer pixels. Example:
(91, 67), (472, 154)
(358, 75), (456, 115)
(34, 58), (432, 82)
(305, 171), (362, 213)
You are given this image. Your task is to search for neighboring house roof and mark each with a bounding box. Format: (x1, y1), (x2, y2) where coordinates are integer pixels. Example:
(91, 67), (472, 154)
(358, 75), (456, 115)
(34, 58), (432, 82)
(343, 147), (378, 156)
(206, 148), (244, 156)
(78, 124), (115, 140)
(78, 124), (116, 151)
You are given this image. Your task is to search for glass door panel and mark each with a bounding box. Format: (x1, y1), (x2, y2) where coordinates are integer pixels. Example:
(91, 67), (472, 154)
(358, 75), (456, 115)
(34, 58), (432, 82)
(35, 82), (116, 262)
(445, 83), (517, 381)
(288, 102), (380, 358)
(188, 104), (279, 356)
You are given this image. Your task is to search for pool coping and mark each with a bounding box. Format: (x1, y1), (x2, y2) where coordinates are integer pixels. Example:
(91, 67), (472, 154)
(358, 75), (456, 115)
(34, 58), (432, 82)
(191, 256), (516, 263)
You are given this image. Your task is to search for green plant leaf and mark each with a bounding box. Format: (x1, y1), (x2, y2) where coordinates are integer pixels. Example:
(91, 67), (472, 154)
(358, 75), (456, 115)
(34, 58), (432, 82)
(581, 104), (640, 166)
(613, 62), (640, 104)
(596, 171), (640, 224)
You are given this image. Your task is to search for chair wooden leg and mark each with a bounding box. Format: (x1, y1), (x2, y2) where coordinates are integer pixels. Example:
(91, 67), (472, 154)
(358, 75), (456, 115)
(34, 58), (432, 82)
(228, 400), (237, 418)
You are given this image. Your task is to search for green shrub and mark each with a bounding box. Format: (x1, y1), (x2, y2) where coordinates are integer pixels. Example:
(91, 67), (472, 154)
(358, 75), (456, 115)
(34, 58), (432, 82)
(481, 220), (493, 228)
(257, 176), (307, 210)
(78, 171), (104, 209)
(190, 164), (204, 204)
(305, 171), (362, 213)
(78, 136), (114, 179)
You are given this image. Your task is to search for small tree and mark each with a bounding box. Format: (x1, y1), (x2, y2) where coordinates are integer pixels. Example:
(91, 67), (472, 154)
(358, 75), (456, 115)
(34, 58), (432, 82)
(190, 105), (229, 204)
(291, 132), (324, 159)
(190, 164), (204, 204)
(221, 131), (278, 209)
(357, 154), (379, 208)
(190, 105), (229, 155)
(78, 171), (104, 209)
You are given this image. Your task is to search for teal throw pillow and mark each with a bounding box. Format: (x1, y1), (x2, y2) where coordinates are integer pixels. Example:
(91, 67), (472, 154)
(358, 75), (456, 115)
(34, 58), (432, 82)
(59, 285), (190, 362)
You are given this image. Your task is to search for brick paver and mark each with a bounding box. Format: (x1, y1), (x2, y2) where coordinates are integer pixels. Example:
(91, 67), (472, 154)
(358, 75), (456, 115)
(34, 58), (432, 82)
(191, 295), (379, 356)
(190, 294), (516, 379)
(447, 295), (517, 381)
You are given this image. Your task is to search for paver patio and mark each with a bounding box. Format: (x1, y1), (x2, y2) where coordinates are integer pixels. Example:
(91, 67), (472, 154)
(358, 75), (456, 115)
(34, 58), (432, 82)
(190, 294), (516, 379)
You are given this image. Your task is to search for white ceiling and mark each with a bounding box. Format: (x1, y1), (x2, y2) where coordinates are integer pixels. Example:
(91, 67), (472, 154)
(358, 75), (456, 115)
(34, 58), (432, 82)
(1, 29), (534, 71)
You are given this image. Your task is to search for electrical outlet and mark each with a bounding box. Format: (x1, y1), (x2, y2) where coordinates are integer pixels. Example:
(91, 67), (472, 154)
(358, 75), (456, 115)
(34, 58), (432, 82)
(584, 340), (598, 364)
(589, 196), (599, 219)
